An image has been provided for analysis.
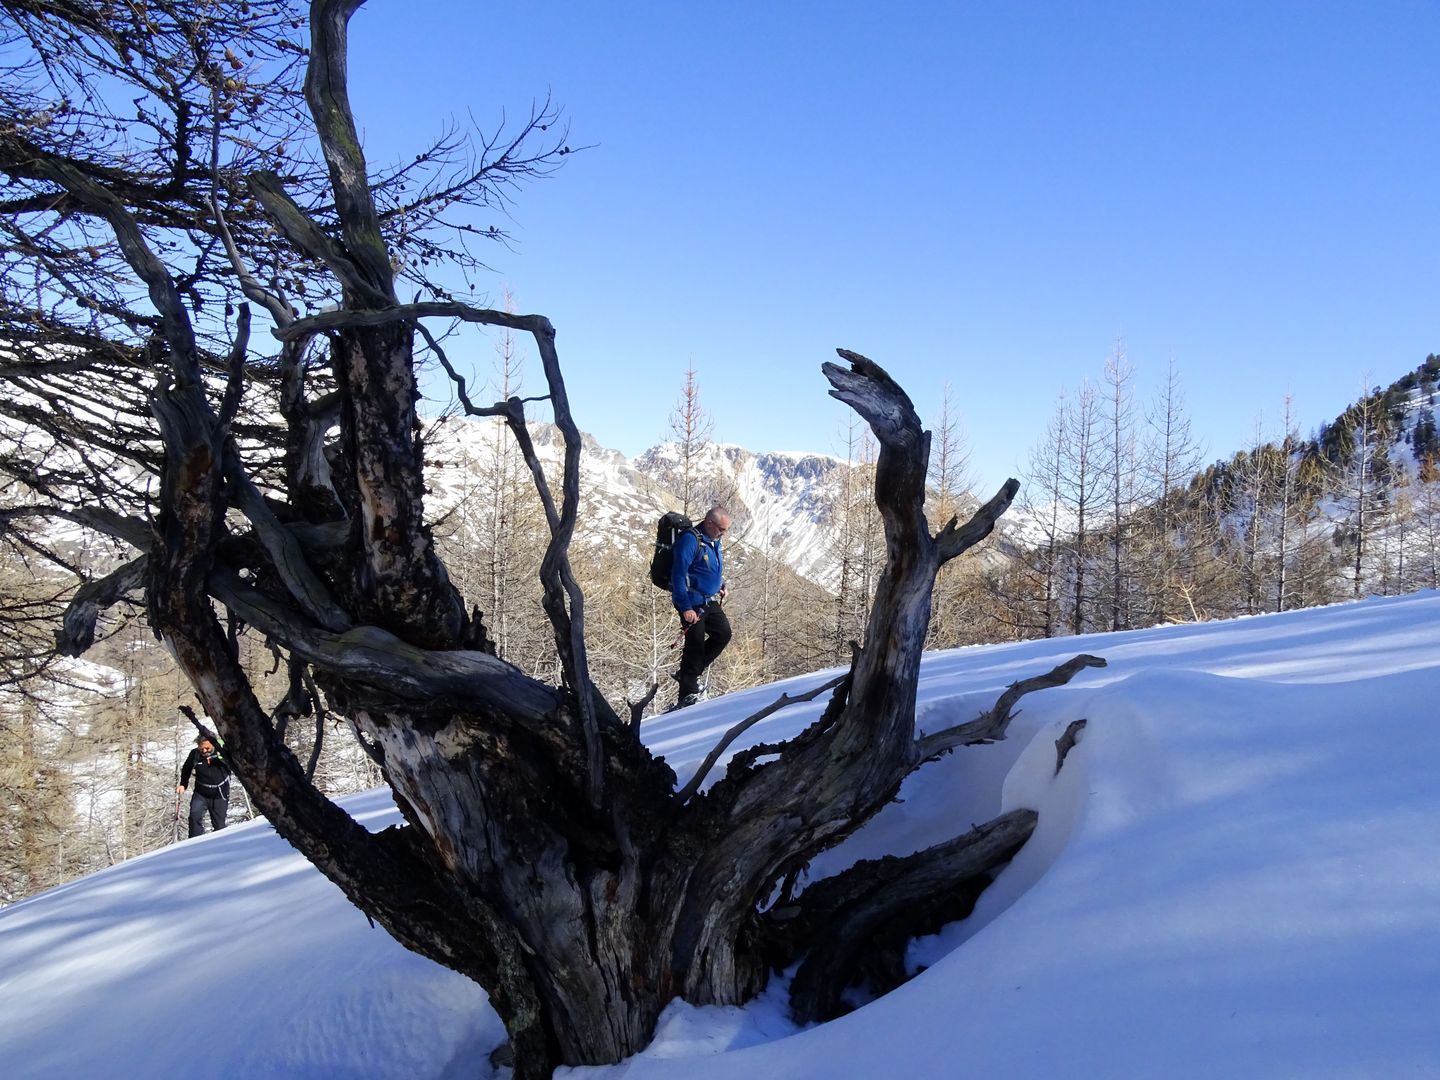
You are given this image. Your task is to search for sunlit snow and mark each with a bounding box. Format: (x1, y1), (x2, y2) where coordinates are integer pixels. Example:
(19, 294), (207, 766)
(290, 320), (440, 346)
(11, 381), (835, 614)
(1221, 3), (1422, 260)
(3, 593), (1439, 1078)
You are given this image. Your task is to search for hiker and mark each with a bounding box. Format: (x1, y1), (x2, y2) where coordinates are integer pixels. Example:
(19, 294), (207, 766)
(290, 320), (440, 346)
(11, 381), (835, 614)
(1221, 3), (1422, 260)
(670, 506), (732, 709)
(177, 731), (231, 838)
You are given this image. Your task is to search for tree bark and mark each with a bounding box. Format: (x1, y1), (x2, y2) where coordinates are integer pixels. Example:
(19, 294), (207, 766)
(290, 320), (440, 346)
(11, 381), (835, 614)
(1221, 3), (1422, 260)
(786, 808), (1039, 1023)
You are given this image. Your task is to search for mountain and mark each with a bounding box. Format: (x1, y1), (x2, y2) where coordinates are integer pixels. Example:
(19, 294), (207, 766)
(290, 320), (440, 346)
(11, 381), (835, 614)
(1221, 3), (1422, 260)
(424, 415), (850, 586)
(632, 441), (843, 583)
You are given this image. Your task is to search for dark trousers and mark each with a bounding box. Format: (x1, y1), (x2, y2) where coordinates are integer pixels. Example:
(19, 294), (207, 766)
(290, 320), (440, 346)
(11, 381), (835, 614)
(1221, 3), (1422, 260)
(676, 604), (732, 696)
(188, 788), (229, 838)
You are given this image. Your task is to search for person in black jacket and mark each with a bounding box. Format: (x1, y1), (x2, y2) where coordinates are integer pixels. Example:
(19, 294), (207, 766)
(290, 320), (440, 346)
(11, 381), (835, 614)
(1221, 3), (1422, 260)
(177, 732), (231, 838)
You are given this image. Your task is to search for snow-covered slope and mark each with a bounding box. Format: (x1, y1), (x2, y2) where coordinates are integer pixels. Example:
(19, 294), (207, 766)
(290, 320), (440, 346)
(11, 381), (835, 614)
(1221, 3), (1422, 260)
(4, 593), (1440, 1079)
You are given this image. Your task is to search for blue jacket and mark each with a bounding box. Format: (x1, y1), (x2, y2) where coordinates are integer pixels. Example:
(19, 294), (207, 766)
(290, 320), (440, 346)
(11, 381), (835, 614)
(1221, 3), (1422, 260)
(670, 528), (724, 612)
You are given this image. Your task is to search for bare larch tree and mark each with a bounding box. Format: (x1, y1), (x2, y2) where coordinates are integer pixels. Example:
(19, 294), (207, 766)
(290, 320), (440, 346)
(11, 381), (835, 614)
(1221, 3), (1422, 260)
(0, 2), (1103, 1076)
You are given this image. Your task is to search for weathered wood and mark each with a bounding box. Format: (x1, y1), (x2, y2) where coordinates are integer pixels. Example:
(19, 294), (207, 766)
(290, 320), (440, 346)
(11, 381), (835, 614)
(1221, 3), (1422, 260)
(249, 170), (388, 307)
(56, 555), (147, 656)
(675, 671), (850, 805)
(936, 477), (1021, 565)
(305, 0), (395, 303)
(528, 314), (607, 804)
(211, 196), (298, 328)
(221, 446), (352, 632)
(1055, 717), (1088, 774)
(626, 683), (659, 728)
(787, 808), (1038, 1023)
(209, 569), (561, 721)
(650, 353), (966, 1014)
(915, 653), (1108, 760)
(0, 505), (151, 550)
(271, 298), (548, 343)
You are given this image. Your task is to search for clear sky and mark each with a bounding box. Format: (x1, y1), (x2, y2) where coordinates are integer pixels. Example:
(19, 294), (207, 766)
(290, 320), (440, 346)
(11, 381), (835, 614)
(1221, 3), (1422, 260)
(347, 1), (1438, 494)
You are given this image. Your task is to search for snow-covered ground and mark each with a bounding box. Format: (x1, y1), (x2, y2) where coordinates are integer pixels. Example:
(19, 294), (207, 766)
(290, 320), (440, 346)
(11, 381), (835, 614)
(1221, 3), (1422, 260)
(3, 593), (1439, 1079)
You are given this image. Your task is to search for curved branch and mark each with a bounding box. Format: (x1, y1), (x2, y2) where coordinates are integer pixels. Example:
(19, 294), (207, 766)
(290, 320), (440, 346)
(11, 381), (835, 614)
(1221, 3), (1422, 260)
(271, 299), (547, 342)
(529, 317), (605, 805)
(216, 306), (251, 430)
(0, 505), (151, 550)
(22, 153), (199, 383)
(786, 808), (1038, 1023)
(211, 193), (298, 327)
(210, 568), (561, 723)
(222, 444), (352, 632)
(915, 653), (1107, 760)
(248, 170), (390, 307)
(305, 0), (395, 302)
(675, 672), (850, 806)
(57, 555), (147, 656)
(935, 477), (1020, 565)
(626, 683), (659, 730)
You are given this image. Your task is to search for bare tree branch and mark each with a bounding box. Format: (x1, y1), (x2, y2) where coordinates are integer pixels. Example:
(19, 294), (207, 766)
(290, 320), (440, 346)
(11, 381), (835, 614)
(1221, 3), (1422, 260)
(210, 193), (297, 327)
(306, 0), (396, 303)
(786, 807), (1038, 1023)
(56, 554), (147, 656)
(915, 653), (1107, 760)
(1055, 718), (1087, 774)
(626, 683), (659, 729)
(209, 568), (561, 722)
(675, 672), (850, 806)
(935, 477), (1020, 565)
(248, 169), (390, 307)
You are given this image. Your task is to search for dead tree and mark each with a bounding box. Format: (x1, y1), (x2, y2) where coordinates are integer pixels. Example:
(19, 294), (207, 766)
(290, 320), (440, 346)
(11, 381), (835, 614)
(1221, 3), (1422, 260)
(0, 3), (1104, 1076)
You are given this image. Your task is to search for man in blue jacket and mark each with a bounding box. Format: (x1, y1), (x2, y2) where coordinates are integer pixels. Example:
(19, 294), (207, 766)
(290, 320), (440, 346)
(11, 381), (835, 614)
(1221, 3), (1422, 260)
(670, 506), (732, 709)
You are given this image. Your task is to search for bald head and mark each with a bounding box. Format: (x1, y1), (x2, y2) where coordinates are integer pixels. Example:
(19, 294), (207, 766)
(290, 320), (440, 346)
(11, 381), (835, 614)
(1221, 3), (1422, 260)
(701, 507), (731, 538)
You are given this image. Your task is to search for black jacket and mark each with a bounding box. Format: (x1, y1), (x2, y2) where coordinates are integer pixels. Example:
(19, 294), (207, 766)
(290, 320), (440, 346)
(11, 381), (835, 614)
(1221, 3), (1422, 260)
(181, 747), (231, 794)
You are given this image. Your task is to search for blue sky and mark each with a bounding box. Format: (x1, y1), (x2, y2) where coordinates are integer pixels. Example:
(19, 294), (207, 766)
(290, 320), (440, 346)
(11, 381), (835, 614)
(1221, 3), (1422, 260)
(348, 1), (1438, 494)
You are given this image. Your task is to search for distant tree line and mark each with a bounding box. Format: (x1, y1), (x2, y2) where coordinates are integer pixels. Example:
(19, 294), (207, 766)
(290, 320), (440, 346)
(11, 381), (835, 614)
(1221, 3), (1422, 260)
(1002, 351), (1440, 638)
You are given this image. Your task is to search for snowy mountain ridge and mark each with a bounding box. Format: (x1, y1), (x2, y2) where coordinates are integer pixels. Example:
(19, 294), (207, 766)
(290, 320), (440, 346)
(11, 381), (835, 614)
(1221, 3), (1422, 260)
(423, 414), (852, 585)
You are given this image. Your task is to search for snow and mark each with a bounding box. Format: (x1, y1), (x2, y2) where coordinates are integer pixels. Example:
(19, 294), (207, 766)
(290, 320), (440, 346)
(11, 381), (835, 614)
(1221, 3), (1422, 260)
(5, 593), (1440, 1078)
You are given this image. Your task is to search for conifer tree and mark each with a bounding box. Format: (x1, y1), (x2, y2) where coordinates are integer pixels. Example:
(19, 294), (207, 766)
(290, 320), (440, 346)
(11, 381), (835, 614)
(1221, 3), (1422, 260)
(668, 364), (716, 519)
(1136, 356), (1205, 622)
(1100, 342), (1140, 631)
(926, 383), (979, 648)
(1012, 395), (1070, 638)
(1062, 381), (1103, 635)
(1332, 384), (1392, 598)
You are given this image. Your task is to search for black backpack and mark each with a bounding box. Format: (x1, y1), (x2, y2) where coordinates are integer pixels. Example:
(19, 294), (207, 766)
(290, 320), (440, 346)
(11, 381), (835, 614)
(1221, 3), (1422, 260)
(649, 511), (695, 590)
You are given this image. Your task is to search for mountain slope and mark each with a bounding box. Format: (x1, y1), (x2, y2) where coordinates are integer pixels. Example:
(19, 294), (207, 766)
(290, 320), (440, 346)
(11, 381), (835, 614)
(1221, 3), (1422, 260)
(425, 415), (850, 584)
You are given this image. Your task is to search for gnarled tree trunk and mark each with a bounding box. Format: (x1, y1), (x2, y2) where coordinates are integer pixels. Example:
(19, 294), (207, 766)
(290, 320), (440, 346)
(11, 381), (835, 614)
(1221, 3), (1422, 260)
(7, 3), (1107, 1077)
